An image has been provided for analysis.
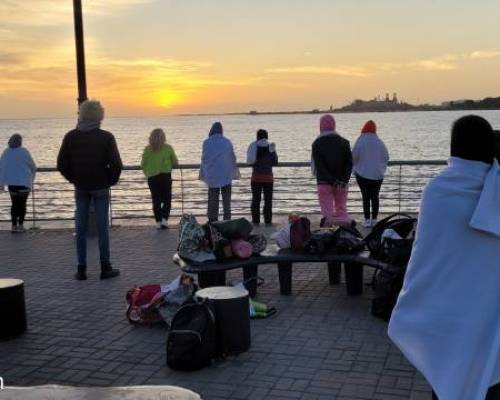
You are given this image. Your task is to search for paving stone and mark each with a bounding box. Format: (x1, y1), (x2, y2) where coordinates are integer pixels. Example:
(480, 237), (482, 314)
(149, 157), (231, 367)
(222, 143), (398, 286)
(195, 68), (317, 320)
(0, 227), (431, 400)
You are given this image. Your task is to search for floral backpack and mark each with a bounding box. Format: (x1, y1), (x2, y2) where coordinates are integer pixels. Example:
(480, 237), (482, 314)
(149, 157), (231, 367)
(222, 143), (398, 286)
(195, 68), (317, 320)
(178, 214), (215, 263)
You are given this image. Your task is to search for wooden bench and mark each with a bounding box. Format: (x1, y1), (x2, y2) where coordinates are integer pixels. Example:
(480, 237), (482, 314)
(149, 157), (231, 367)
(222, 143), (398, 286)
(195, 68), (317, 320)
(173, 246), (389, 297)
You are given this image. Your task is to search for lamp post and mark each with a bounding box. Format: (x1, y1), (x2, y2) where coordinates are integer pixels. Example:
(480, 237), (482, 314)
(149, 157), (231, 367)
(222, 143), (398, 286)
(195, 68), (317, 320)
(73, 0), (98, 235)
(73, 0), (87, 105)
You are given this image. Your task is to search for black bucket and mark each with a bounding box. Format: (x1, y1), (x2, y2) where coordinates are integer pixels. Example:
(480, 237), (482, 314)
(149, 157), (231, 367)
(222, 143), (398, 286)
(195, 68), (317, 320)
(195, 286), (250, 355)
(0, 279), (27, 340)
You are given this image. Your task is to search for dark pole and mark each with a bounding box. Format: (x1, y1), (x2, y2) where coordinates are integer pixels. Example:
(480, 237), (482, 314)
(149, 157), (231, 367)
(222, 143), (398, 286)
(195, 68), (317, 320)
(73, 0), (88, 105)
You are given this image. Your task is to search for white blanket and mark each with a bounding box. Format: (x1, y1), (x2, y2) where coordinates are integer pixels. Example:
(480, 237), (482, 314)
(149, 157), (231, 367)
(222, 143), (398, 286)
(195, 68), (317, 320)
(388, 157), (500, 400)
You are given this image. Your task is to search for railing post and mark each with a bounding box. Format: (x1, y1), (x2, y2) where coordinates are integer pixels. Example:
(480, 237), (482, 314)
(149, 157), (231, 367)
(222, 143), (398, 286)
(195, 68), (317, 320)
(31, 183), (37, 230)
(180, 168), (185, 215)
(398, 164), (402, 213)
(109, 187), (113, 228)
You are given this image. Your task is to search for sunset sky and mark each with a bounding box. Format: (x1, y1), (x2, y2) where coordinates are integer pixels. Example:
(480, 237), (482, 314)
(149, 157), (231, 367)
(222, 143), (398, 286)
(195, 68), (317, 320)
(1, 0), (500, 118)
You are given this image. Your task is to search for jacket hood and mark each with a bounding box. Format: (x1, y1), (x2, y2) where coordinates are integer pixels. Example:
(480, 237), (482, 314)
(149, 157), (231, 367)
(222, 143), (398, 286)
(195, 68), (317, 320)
(8, 134), (22, 148)
(209, 122), (223, 136)
(361, 120), (377, 134)
(320, 114), (336, 135)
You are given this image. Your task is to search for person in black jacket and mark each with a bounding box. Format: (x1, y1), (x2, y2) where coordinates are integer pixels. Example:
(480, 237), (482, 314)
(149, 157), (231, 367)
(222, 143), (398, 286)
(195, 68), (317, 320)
(311, 115), (353, 226)
(57, 100), (123, 280)
(246, 129), (278, 224)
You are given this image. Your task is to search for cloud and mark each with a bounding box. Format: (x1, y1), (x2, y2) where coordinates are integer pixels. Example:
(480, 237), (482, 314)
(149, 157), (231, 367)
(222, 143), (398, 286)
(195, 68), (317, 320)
(469, 47), (500, 59)
(265, 47), (500, 79)
(0, 37), (272, 112)
(411, 55), (458, 71)
(0, 0), (154, 26)
(266, 65), (371, 77)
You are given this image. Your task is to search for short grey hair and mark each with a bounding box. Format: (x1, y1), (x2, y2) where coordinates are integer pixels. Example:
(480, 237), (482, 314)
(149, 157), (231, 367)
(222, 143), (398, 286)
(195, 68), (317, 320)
(78, 99), (105, 123)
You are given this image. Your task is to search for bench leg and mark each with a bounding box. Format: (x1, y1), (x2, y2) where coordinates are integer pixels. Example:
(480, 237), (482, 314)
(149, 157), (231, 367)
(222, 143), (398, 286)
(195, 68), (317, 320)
(328, 261), (341, 285)
(243, 265), (258, 298)
(345, 262), (363, 296)
(198, 270), (226, 288)
(277, 262), (292, 295)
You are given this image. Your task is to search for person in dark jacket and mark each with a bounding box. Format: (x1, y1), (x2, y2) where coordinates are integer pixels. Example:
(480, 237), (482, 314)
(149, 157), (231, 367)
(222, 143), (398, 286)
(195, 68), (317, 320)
(311, 115), (353, 226)
(246, 129), (278, 225)
(57, 100), (122, 281)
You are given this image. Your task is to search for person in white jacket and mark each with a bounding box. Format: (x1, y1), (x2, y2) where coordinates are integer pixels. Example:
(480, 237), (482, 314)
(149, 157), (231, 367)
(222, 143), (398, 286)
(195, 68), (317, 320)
(199, 122), (239, 221)
(388, 115), (500, 400)
(0, 134), (37, 232)
(352, 120), (389, 227)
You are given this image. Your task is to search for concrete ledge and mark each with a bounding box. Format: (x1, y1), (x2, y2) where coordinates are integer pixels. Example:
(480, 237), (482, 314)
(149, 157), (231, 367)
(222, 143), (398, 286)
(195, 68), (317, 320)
(0, 385), (201, 400)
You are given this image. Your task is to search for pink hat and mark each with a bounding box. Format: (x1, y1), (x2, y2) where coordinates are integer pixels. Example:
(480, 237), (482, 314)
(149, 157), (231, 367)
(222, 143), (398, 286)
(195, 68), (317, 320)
(320, 115), (336, 134)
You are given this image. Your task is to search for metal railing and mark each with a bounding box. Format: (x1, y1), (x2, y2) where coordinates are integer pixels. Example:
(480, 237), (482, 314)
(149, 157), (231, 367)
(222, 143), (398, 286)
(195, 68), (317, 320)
(0, 160), (447, 228)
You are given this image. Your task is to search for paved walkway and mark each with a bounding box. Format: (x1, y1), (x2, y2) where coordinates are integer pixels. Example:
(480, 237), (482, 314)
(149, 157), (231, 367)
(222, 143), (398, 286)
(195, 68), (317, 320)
(0, 225), (431, 400)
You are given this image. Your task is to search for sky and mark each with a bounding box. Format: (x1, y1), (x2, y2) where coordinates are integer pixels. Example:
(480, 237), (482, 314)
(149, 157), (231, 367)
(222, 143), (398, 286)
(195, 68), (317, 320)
(1, 0), (500, 118)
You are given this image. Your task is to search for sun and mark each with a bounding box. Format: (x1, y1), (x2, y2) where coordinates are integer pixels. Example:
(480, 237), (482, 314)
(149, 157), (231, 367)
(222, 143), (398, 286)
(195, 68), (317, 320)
(156, 89), (184, 109)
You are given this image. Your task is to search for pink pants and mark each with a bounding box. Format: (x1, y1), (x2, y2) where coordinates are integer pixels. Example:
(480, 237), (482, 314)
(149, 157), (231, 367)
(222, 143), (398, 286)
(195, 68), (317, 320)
(317, 184), (351, 226)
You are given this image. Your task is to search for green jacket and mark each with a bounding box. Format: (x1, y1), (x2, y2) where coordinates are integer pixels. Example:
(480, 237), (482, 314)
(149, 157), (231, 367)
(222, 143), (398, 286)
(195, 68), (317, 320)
(141, 144), (178, 178)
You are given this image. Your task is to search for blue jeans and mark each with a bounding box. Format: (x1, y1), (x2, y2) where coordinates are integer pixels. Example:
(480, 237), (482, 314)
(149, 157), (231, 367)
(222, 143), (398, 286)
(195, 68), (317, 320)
(75, 189), (110, 267)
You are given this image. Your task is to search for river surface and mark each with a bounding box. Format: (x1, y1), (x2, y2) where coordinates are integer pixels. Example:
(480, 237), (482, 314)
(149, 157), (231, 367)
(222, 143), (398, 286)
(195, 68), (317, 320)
(0, 110), (499, 226)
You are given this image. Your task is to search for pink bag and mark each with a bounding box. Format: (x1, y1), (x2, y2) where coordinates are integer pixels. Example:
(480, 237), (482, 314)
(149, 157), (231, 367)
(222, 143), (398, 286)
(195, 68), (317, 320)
(231, 239), (253, 259)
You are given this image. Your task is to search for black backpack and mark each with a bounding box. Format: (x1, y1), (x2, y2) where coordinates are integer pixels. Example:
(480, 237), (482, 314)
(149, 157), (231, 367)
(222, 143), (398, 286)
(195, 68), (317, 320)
(370, 265), (407, 321)
(365, 213), (417, 266)
(166, 300), (217, 371)
(365, 214), (417, 321)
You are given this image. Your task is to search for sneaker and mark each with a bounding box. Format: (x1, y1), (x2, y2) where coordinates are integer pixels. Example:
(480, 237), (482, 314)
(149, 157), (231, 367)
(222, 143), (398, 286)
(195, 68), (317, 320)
(75, 266), (87, 281)
(17, 225), (26, 233)
(100, 265), (120, 280)
(161, 218), (169, 229)
(371, 219), (378, 227)
(11, 225), (18, 233)
(362, 219), (371, 228)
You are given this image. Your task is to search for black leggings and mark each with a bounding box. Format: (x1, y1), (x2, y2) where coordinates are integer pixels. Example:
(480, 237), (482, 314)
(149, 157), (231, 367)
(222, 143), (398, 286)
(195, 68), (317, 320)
(147, 173), (172, 222)
(251, 181), (273, 224)
(9, 186), (30, 226)
(355, 174), (383, 220)
(433, 382), (500, 399)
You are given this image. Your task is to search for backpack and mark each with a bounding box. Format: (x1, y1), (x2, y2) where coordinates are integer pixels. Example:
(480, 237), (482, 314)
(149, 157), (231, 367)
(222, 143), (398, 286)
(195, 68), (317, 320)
(364, 213), (417, 265)
(126, 285), (164, 325)
(290, 217), (311, 251)
(365, 214), (417, 321)
(212, 218), (253, 240)
(166, 300), (217, 371)
(331, 225), (365, 254)
(370, 265), (406, 321)
(306, 225), (364, 255)
(178, 214), (216, 263)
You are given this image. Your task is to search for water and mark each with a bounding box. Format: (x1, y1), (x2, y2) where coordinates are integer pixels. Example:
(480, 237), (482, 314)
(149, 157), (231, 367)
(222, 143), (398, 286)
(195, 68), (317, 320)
(1, 110), (499, 226)
(2, 110), (500, 166)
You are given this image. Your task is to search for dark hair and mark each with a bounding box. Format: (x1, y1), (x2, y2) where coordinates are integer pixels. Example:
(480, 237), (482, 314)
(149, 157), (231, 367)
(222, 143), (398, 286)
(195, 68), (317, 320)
(256, 129), (268, 140)
(450, 115), (494, 164)
(494, 130), (500, 163)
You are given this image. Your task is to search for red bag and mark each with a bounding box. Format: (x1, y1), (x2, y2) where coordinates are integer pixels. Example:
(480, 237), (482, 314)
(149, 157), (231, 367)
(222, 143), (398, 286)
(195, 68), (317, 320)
(290, 217), (311, 251)
(126, 285), (164, 325)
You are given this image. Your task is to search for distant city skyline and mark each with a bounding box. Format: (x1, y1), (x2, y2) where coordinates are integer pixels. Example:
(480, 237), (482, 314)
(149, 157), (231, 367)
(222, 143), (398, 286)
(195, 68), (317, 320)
(1, 0), (500, 118)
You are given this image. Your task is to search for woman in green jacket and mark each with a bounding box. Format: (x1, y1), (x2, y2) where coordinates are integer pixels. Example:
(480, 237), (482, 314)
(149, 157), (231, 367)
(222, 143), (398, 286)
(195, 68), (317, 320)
(141, 128), (178, 229)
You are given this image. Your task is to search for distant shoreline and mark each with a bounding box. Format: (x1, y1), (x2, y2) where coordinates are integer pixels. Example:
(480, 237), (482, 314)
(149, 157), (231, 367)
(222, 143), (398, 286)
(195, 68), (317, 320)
(175, 107), (500, 117)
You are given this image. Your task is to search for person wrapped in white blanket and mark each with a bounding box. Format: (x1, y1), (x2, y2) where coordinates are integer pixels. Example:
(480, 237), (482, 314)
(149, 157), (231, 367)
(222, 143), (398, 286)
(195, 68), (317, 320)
(388, 115), (500, 400)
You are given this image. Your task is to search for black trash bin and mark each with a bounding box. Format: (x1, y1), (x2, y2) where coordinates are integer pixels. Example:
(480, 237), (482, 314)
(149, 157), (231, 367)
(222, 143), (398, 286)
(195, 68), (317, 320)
(0, 278), (27, 340)
(195, 286), (251, 355)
